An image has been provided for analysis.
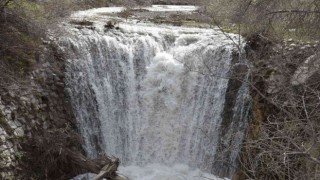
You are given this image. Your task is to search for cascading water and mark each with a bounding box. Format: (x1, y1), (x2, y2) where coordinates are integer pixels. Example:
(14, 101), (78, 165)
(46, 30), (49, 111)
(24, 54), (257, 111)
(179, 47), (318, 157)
(61, 6), (250, 180)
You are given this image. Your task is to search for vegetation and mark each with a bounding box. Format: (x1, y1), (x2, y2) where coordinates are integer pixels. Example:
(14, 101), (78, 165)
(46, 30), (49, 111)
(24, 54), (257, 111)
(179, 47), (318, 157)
(0, 1), (40, 88)
(238, 33), (320, 180)
(203, 0), (320, 40)
(201, 0), (320, 179)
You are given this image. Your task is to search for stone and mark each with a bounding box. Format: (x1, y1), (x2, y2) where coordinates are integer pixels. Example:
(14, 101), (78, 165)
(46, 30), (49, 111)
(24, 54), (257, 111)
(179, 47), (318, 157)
(289, 43), (297, 47)
(266, 72), (285, 94)
(20, 96), (29, 102)
(305, 44), (312, 48)
(4, 109), (11, 115)
(14, 127), (24, 137)
(31, 98), (38, 105)
(291, 53), (320, 85)
(2, 150), (11, 157)
(7, 142), (13, 148)
(21, 101), (26, 106)
(7, 121), (17, 129)
(0, 135), (6, 143)
(43, 122), (49, 129)
(17, 117), (26, 124)
(0, 129), (7, 136)
(0, 145), (7, 150)
(8, 91), (15, 98)
(53, 74), (60, 81)
(5, 113), (11, 120)
(9, 105), (16, 111)
(42, 62), (50, 68)
(14, 120), (22, 127)
(40, 104), (47, 108)
(0, 105), (5, 111)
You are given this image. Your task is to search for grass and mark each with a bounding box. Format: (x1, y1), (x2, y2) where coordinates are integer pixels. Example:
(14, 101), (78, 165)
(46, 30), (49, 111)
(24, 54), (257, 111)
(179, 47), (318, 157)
(7, 0), (46, 22)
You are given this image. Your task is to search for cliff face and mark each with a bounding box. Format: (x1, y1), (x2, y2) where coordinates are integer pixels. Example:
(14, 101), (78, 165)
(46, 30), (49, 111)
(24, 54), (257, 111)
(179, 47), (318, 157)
(0, 5), (85, 178)
(0, 44), (78, 179)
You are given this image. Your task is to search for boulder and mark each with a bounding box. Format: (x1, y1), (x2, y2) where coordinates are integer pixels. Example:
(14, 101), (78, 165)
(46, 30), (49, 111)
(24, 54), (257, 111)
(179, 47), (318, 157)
(291, 53), (320, 85)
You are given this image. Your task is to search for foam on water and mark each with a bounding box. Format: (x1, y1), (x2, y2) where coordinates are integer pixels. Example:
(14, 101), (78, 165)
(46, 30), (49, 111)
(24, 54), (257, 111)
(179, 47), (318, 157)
(72, 7), (125, 17)
(144, 5), (199, 12)
(119, 164), (227, 180)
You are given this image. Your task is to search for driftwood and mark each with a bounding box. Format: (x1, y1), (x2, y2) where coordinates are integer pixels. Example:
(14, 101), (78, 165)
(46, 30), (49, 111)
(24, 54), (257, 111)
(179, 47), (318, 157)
(65, 150), (124, 179)
(92, 158), (123, 180)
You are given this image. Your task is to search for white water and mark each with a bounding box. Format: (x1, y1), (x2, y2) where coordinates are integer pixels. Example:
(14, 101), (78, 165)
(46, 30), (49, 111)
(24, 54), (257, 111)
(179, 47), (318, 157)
(62, 7), (247, 180)
(119, 164), (227, 180)
(144, 5), (199, 12)
(72, 5), (198, 18)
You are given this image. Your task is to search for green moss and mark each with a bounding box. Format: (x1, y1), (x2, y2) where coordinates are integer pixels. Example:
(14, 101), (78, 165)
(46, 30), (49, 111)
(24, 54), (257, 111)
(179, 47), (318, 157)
(1, 24), (40, 75)
(8, 0), (45, 22)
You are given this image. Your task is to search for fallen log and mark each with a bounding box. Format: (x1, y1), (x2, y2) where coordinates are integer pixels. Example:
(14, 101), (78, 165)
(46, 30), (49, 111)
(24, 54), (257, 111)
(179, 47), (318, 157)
(66, 151), (125, 180)
(92, 158), (121, 180)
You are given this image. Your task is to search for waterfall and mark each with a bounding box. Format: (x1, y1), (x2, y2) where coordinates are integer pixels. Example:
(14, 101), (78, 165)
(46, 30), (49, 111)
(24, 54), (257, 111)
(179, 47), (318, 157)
(61, 14), (250, 179)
